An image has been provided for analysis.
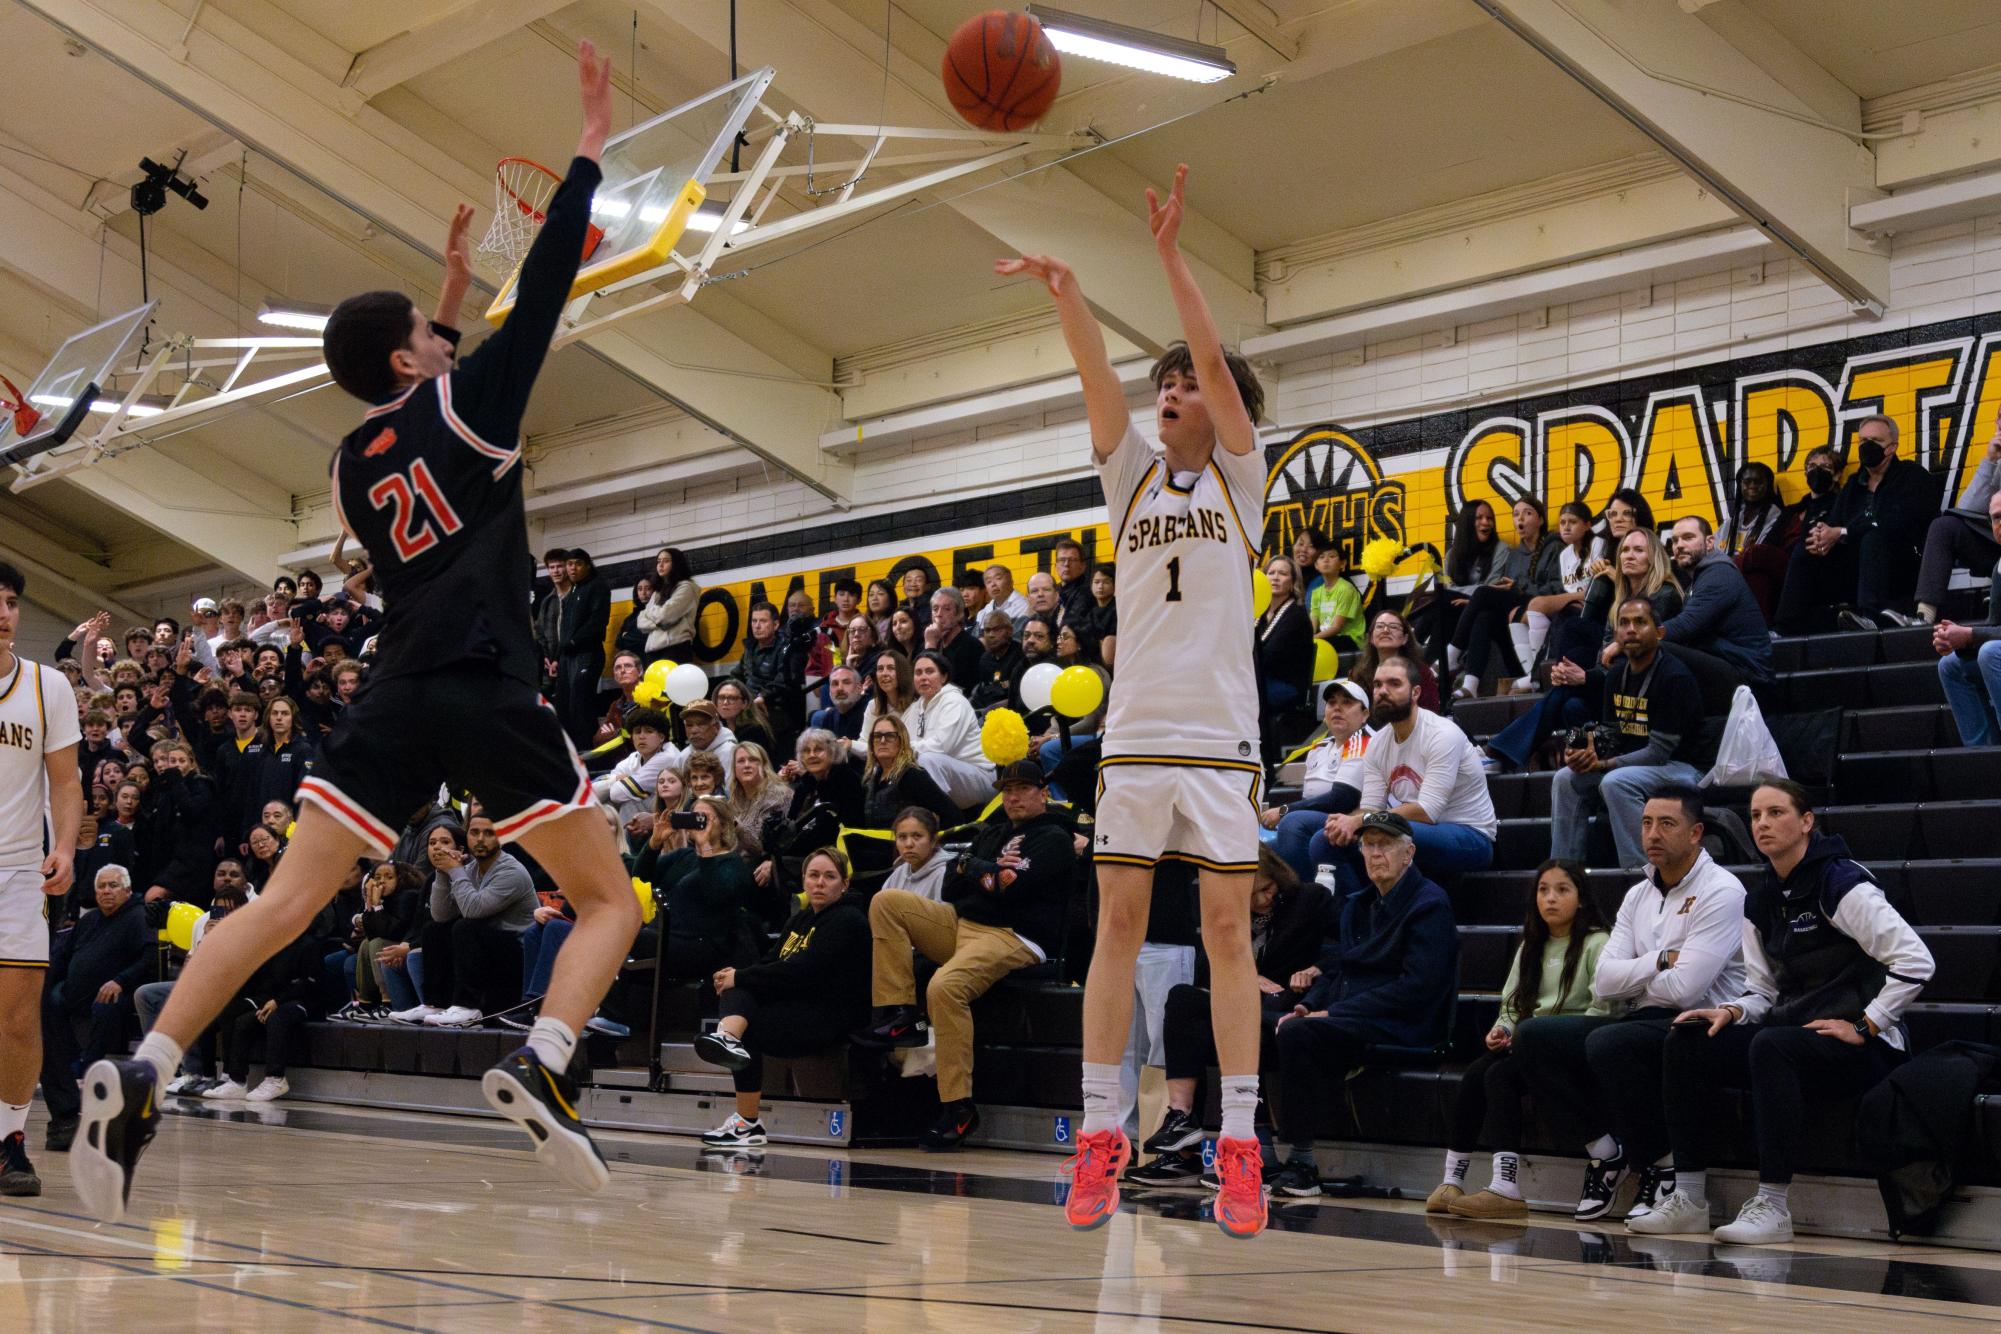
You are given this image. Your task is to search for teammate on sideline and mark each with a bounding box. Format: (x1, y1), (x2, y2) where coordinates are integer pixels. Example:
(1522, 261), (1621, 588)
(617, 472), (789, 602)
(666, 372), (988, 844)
(0, 561), (81, 1199)
(71, 43), (638, 1224)
(998, 164), (1270, 1239)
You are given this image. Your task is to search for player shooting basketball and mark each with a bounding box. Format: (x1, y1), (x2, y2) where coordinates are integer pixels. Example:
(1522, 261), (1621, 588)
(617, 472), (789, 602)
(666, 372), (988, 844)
(72, 42), (634, 1224)
(997, 164), (1272, 1239)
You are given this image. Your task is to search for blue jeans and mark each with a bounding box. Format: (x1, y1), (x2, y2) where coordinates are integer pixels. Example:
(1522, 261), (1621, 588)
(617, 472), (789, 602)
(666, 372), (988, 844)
(521, 917), (574, 1000)
(1039, 734), (1098, 802)
(1551, 760), (1703, 869)
(1273, 788), (1361, 883)
(1325, 820), (1493, 891)
(402, 949), (425, 1008)
(1486, 686), (1592, 770)
(1940, 643), (2001, 746)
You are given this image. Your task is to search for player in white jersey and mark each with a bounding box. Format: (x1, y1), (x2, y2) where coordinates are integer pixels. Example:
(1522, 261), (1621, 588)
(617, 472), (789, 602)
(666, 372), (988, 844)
(999, 164), (1270, 1239)
(0, 560), (82, 1198)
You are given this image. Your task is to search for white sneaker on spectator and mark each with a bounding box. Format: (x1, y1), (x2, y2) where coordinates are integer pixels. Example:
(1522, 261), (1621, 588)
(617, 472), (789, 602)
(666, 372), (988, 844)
(164, 1073), (202, 1095)
(389, 1004), (440, 1025)
(245, 1076), (290, 1103)
(1713, 1194), (1793, 1245)
(200, 1078), (248, 1100)
(701, 1113), (768, 1148)
(424, 1006), (483, 1028)
(1625, 1187), (1709, 1235)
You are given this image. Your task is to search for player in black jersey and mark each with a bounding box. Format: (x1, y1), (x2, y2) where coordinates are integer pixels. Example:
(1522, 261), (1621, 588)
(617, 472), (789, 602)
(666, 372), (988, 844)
(71, 43), (631, 1224)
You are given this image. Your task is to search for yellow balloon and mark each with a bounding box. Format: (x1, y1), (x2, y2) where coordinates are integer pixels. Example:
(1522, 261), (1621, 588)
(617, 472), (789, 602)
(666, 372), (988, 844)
(1312, 638), (1338, 683)
(164, 901), (202, 952)
(632, 876), (657, 925)
(1050, 665), (1105, 718)
(1250, 564), (1271, 618)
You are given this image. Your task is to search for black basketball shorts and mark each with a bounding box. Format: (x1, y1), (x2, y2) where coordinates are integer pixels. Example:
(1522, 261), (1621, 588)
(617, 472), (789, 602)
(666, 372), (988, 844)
(296, 662), (590, 856)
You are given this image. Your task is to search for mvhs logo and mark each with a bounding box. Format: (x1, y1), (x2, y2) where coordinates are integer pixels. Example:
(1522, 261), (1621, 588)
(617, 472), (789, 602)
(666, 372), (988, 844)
(1263, 427), (1406, 565)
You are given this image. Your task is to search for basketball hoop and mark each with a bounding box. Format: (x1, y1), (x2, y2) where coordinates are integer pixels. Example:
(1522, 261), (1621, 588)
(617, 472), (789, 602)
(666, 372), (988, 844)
(0, 373), (41, 438)
(476, 157), (605, 270)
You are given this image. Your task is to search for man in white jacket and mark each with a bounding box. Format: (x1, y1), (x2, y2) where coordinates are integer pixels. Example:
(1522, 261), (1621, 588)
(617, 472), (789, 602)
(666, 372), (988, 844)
(1511, 785), (1745, 1226)
(905, 651), (993, 810)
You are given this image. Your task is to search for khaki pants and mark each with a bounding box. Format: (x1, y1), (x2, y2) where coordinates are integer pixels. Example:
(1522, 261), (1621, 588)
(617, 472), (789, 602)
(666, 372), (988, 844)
(869, 890), (1036, 1103)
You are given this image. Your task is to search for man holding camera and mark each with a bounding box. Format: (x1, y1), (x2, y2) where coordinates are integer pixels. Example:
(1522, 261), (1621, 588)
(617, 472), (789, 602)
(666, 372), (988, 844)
(853, 758), (1076, 1150)
(1551, 596), (1716, 870)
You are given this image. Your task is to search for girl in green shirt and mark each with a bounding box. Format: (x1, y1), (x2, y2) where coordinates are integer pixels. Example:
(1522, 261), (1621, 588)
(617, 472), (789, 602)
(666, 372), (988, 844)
(1427, 859), (1610, 1220)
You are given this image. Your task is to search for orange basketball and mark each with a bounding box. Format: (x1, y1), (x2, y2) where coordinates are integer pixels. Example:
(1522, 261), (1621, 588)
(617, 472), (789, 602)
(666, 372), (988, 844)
(942, 11), (1061, 133)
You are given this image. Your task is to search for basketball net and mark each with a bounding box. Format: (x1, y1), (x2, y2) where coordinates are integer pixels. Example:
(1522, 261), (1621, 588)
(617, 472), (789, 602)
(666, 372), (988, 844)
(476, 157), (605, 271)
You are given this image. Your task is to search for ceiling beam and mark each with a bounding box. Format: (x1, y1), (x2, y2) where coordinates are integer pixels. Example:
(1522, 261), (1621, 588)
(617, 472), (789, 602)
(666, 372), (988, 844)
(1209, 1), (1297, 61)
(342, 0), (577, 101)
(0, 539), (151, 629)
(1473, 0), (1888, 316)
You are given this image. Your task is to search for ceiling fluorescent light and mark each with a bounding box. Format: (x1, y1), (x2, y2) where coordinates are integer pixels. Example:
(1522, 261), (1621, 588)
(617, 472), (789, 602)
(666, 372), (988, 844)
(1027, 5), (1236, 83)
(31, 393), (166, 419)
(683, 205), (748, 236)
(257, 297), (332, 333)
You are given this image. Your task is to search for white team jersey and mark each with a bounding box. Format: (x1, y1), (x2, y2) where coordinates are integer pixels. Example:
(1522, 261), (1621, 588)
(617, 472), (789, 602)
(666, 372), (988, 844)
(1095, 421), (1263, 763)
(0, 657), (81, 869)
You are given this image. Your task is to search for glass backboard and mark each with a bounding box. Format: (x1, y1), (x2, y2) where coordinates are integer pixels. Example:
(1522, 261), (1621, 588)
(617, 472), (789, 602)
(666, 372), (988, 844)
(485, 66), (775, 326)
(0, 302), (155, 465)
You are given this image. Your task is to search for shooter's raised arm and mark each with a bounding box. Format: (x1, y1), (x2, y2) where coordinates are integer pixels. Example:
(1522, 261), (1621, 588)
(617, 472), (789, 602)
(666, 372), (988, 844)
(1149, 165), (1255, 457)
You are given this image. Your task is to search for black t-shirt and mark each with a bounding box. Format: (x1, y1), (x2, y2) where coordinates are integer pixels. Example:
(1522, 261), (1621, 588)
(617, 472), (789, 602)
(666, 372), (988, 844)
(934, 628), (984, 689)
(329, 156), (603, 687)
(1600, 649), (1713, 769)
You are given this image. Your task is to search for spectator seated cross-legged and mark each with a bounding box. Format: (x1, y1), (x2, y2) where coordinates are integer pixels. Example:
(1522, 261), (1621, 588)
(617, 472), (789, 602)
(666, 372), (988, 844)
(1260, 679), (1371, 885)
(1551, 596), (1719, 871)
(392, 815), (538, 1029)
(1933, 489), (2001, 745)
(1127, 849), (1335, 1186)
(904, 651), (996, 812)
(852, 758), (1075, 1150)
(694, 848), (873, 1149)
(1913, 406), (2001, 626)
(1777, 414), (1940, 633)
(1509, 787), (1746, 1226)
(1446, 498), (1558, 698)
(1639, 780), (1935, 1245)
(1427, 859), (1610, 1219)
(1661, 515), (1773, 711)
(1266, 813), (1458, 1198)
(40, 865), (155, 1149)
(1318, 657), (1496, 892)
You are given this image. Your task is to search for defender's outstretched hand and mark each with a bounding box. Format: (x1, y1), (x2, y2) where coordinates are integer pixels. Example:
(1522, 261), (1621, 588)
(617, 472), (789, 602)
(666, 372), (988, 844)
(577, 40), (614, 162)
(1146, 164), (1187, 256)
(994, 254), (1074, 298)
(443, 204), (475, 288)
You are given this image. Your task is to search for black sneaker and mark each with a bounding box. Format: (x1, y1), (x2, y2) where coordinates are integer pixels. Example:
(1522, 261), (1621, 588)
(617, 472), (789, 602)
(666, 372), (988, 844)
(1624, 1161), (1676, 1223)
(850, 1006), (927, 1050)
(480, 1047), (608, 1193)
(1125, 1152), (1205, 1187)
(43, 1117), (77, 1154)
(920, 1098), (980, 1151)
(1143, 1107), (1204, 1154)
(71, 1059), (159, 1224)
(1836, 607), (1878, 633)
(0, 1132), (40, 1197)
(1271, 1158), (1321, 1198)
(695, 1030), (753, 1072)
(1574, 1149), (1627, 1222)
(497, 1014), (534, 1032)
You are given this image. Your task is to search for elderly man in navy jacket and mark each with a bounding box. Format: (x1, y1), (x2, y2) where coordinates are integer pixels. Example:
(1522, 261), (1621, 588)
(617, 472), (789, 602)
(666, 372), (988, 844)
(1266, 811), (1457, 1198)
(1663, 516), (1773, 714)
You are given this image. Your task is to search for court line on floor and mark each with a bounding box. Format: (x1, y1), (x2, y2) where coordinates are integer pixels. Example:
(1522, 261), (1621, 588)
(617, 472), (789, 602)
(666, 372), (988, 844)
(761, 1225), (889, 1246)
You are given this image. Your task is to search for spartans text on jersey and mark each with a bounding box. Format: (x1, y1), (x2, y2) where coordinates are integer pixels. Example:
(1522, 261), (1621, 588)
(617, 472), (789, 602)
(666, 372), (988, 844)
(0, 721), (32, 752)
(1124, 509), (1234, 553)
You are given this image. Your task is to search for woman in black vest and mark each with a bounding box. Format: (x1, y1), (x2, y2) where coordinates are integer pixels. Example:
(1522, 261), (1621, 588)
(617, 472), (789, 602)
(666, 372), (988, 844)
(1651, 779), (1934, 1246)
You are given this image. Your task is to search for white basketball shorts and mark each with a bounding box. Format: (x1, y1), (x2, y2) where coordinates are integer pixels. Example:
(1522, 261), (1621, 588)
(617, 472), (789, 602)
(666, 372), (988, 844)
(0, 865), (53, 967)
(1092, 757), (1262, 873)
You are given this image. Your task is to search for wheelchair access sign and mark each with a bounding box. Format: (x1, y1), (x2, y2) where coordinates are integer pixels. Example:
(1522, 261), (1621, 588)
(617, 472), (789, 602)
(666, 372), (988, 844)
(1053, 1116), (1072, 1145)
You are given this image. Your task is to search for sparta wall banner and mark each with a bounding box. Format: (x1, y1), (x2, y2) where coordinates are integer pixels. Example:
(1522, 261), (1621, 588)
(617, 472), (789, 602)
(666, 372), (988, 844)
(1263, 310), (2001, 560)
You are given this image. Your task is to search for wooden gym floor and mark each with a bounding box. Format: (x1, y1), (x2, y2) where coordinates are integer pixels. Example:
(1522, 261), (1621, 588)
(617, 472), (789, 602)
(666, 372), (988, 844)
(0, 1100), (1994, 1331)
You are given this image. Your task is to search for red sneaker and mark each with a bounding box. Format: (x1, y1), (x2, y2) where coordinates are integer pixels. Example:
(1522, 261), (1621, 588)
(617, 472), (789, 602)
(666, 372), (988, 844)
(1061, 1128), (1132, 1231)
(1212, 1137), (1268, 1239)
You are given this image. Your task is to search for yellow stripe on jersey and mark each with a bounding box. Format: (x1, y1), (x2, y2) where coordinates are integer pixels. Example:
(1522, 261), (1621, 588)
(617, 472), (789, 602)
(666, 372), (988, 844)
(0, 659), (20, 705)
(1115, 460), (1161, 548)
(1097, 754), (1262, 775)
(32, 660), (45, 740)
(1206, 456), (1261, 564)
(0, 960), (49, 969)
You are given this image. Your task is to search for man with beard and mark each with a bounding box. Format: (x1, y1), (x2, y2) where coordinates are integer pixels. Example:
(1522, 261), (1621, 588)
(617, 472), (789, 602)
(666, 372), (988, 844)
(1660, 516), (1771, 713)
(1318, 656), (1496, 892)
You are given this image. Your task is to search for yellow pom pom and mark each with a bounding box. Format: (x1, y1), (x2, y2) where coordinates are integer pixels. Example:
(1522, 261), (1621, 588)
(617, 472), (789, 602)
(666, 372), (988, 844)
(981, 707), (1031, 766)
(1359, 537), (1404, 580)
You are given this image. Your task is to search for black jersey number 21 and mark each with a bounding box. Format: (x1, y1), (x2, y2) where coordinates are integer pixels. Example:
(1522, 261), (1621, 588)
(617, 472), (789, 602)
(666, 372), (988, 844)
(368, 458), (464, 561)
(1165, 556), (1182, 602)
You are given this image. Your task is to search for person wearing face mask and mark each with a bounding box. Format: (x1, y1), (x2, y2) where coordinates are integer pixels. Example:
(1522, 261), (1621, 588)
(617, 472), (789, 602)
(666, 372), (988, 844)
(1717, 463), (1795, 625)
(1777, 417), (1940, 633)
(1909, 404), (2001, 627)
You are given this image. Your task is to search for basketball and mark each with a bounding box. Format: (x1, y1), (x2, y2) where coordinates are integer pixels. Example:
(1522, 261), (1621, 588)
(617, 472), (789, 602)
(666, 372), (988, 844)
(942, 10), (1061, 132)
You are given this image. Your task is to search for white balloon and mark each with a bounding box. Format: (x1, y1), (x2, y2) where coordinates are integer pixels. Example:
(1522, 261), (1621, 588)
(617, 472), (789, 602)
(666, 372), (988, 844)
(665, 662), (710, 707)
(1020, 661), (1061, 713)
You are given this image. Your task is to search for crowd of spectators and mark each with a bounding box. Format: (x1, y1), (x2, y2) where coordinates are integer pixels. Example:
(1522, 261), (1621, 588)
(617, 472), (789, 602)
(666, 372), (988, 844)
(26, 406), (1998, 1229)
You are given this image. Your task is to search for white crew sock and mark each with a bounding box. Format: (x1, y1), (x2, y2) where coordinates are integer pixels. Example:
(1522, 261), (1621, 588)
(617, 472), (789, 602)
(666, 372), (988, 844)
(1917, 603), (1938, 624)
(134, 1032), (183, 1089)
(1488, 1151), (1522, 1200)
(1678, 1168), (1706, 1206)
(1442, 1150), (1471, 1188)
(1446, 644), (1463, 673)
(1585, 1133), (1619, 1161)
(1218, 1075), (1259, 1142)
(1080, 1062), (1122, 1136)
(1756, 1182), (1790, 1206)
(527, 1017), (578, 1076)
(1459, 673), (1480, 695)
(0, 1101), (26, 1139)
